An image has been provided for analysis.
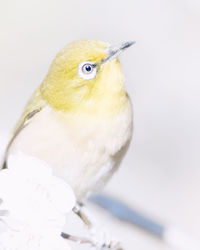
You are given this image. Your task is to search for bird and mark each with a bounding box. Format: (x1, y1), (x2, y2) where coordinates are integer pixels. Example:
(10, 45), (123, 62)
(2, 39), (134, 201)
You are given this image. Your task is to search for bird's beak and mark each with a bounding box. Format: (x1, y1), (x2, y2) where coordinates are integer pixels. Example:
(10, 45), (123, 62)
(101, 41), (135, 65)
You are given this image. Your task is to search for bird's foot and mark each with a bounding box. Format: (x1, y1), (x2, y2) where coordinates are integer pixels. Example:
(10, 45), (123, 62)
(72, 202), (124, 249)
(61, 231), (123, 250)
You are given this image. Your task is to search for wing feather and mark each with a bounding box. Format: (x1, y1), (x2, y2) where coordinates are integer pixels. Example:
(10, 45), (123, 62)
(1, 88), (46, 169)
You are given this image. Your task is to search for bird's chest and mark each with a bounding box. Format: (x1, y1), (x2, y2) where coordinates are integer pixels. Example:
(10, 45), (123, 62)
(10, 103), (132, 197)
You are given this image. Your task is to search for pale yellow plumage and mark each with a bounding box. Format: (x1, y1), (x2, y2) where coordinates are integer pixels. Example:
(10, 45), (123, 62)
(4, 39), (133, 200)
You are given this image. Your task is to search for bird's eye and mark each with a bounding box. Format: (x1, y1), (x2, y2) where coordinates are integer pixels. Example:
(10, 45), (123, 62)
(82, 64), (93, 74)
(78, 61), (97, 80)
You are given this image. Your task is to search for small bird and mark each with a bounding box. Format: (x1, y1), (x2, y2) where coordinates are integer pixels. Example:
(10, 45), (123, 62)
(3, 40), (134, 201)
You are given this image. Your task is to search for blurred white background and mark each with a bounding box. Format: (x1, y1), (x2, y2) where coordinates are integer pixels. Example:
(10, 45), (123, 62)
(0, 0), (200, 249)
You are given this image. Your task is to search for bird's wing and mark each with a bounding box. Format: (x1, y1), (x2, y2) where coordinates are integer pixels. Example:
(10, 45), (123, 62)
(2, 89), (46, 169)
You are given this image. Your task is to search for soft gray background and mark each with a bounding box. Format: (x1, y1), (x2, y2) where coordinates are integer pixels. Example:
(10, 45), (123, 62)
(0, 0), (200, 249)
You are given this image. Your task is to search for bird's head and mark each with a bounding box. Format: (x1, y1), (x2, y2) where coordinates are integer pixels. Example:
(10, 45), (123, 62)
(40, 39), (134, 116)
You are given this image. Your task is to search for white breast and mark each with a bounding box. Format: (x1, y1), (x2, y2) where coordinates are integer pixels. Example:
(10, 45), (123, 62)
(9, 101), (133, 199)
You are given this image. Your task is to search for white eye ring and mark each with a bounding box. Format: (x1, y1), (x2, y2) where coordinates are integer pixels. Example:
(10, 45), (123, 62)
(78, 61), (97, 80)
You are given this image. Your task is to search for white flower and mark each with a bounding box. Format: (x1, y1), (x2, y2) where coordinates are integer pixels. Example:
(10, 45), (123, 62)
(0, 151), (76, 250)
(0, 229), (71, 250)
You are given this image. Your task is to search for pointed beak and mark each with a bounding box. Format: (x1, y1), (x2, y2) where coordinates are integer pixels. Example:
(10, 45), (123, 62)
(101, 41), (135, 65)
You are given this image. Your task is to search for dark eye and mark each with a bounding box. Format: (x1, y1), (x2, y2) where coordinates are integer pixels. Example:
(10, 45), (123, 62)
(82, 63), (94, 74)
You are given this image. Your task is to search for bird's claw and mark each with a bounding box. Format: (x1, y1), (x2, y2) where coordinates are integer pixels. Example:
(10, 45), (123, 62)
(99, 240), (123, 250)
(89, 228), (123, 250)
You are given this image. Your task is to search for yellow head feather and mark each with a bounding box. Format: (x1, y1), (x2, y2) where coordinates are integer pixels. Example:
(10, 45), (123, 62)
(40, 40), (128, 117)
